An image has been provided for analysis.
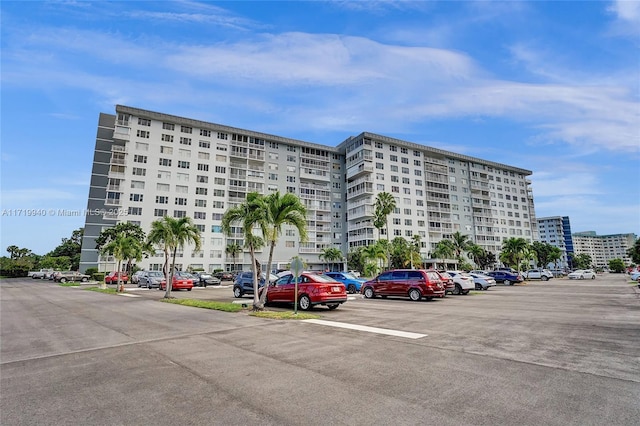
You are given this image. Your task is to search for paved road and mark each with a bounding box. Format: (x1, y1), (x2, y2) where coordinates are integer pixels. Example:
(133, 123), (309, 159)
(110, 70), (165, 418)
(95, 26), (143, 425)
(2, 275), (639, 425)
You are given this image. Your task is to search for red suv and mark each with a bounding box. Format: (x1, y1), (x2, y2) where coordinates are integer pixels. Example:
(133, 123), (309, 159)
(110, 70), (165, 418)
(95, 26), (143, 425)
(361, 269), (445, 301)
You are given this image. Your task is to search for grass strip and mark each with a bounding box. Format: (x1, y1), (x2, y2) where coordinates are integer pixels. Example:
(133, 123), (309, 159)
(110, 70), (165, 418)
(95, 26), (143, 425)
(86, 286), (118, 294)
(250, 311), (321, 320)
(59, 282), (81, 287)
(160, 298), (244, 312)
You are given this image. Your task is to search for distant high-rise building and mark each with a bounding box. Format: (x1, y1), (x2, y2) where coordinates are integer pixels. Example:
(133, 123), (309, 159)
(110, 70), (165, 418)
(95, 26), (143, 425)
(572, 231), (637, 268)
(537, 216), (574, 270)
(80, 105), (538, 273)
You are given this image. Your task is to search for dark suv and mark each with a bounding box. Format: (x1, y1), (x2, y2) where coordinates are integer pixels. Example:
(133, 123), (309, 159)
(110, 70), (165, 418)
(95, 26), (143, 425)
(233, 272), (277, 297)
(360, 269), (445, 301)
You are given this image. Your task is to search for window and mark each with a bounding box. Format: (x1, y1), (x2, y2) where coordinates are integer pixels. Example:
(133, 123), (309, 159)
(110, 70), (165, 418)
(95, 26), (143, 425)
(154, 209), (167, 217)
(214, 177), (225, 185)
(161, 134), (174, 142)
(128, 207), (142, 215)
(194, 212), (206, 220)
(376, 163), (384, 170)
(135, 142), (149, 151)
(176, 185), (188, 193)
(157, 183), (170, 192)
(218, 132), (228, 140)
(213, 189), (225, 197)
(175, 197), (187, 205)
(156, 196), (168, 204)
(198, 164), (209, 171)
(180, 137), (192, 145)
(136, 130), (149, 138)
(199, 140), (211, 149)
(215, 166), (226, 174)
(195, 199), (207, 207)
(178, 161), (190, 169)
(133, 155), (147, 163)
(174, 210), (186, 218)
(197, 175), (208, 183)
(131, 180), (145, 189)
(181, 126), (192, 134)
(163, 122), (175, 130)
(198, 152), (210, 160)
(390, 155), (398, 162)
(160, 145), (173, 154)
(200, 129), (211, 137)
(196, 187), (208, 195)
(138, 118), (151, 126)
(176, 172), (189, 182)
(132, 167), (146, 176)
(375, 152), (384, 159)
(159, 158), (172, 167)
(130, 193), (143, 202)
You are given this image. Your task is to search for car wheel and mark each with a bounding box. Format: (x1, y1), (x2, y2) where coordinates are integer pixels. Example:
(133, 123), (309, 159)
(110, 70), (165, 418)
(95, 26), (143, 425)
(408, 288), (421, 301)
(233, 286), (243, 298)
(475, 283), (482, 290)
(187, 288), (192, 291)
(347, 284), (356, 294)
(591, 275), (595, 280)
(462, 290), (470, 295)
(147, 283), (152, 289)
(327, 303), (339, 310)
(504, 280), (511, 286)
(299, 294), (311, 311)
(452, 284), (461, 295)
(541, 276), (549, 281)
(363, 287), (375, 299)
(425, 296), (433, 301)
(60, 278), (67, 283)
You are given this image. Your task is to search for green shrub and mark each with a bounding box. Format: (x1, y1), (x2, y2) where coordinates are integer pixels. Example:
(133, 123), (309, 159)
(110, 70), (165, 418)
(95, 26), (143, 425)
(93, 272), (105, 282)
(85, 267), (98, 276)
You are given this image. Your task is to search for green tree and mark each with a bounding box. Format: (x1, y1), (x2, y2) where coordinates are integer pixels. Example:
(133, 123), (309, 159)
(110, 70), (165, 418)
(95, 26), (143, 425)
(95, 223), (147, 273)
(466, 244), (485, 268)
(221, 192), (268, 310)
(147, 216), (202, 299)
(6, 245), (20, 260)
(48, 228), (83, 270)
(362, 241), (387, 276)
(346, 247), (366, 276)
(451, 231), (472, 262)
(101, 234), (143, 291)
(608, 258), (625, 273)
(225, 242), (242, 273)
(627, 238), (640, 264)
(500, 238), (530, 270)
(374, 192), (396, 269)
(320, 247), (344, 272)
(573, 253), (592, 269)
(531, 242), (557, 269)
(259, 191), (308, 308)
(432, 239), (455, 270)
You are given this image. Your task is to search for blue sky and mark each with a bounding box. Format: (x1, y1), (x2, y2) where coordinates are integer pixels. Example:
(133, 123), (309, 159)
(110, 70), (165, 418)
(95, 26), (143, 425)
(1, 0), (639, 256)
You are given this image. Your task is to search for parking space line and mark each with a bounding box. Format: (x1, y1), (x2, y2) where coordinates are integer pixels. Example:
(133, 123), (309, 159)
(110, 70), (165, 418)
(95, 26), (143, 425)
(303, 319), (426, 339)
(118, 293), (141, 298)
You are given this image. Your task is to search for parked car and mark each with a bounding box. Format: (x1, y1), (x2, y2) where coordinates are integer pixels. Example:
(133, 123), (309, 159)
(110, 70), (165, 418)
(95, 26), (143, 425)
(193, 272), (221, 287)
(29, 269), (54, 279)
(568, 269), (596, 280)
(550, 269), (566, 278)
(138, 271), (164, 288)
(131, 271), (145, 285)
(104, 271), (129, 285)
(445, 271), (475, 295)
(323, 271), (365, 294)
(486, 270), (523, 286)
(360, 269), (445, 301)
(629, 271), (640, 281)
(159, 272), (193, 291)
(436, 271), (455, 294)
(524, 269), (553, 281)
(233, 271), (278, 298)
(348, 270), (361, 278)
(54, 271), (90, 283)
(213, 271), (234, 281)
(469, 273), (497, 290)
(260, 272), (348, 310)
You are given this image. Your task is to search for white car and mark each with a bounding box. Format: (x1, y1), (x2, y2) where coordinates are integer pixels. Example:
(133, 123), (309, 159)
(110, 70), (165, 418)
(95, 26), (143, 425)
(630, 271), (640, 281)
(524, 269), (554, 281)
(445, 271), (475, 295)
(568, 269), (596, 280)
(469, 273), (497, 290)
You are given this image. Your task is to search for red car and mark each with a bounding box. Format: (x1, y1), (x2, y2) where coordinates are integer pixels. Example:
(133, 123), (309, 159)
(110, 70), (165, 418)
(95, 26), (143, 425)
(360, 269), (445, 301)
(261, 272), (348, 310)
(436, 271), (455, 295)
(104, 271), (129, 284)
(159, 273), (193, 291)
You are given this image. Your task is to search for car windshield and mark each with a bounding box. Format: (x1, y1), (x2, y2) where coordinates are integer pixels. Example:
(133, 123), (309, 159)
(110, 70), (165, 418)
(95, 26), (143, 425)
(340, 273), (359, 280)
(312, 274), (340, 283)
(149, 271), (163, 277)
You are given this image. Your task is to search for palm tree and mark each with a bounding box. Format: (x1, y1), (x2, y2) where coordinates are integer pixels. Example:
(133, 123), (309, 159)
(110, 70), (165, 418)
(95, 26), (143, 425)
(374, 192), (396, 269)
(225, 242), (242, 273)
(500, 237), (529, 270)
(410, 235), (422, 269)
(221, 192), (268, 310)
(432, 239), (455, 270)
(101, 234), (142, 291)
(147, 216), (202, 299)
(6, 245), (19, 260)
(451, 231), (472, 263)
(320, 247), (344, 272)
(258, 191), (308, 308)
(362, 241), (387, 275)
(467, 244), (485, 269)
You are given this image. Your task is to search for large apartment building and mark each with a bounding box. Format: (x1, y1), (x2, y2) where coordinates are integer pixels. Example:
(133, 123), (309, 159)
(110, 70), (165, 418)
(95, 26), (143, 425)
(80, 105), (537, 273)
(537, 216), (574, 270)
(572, 231), (637, 268)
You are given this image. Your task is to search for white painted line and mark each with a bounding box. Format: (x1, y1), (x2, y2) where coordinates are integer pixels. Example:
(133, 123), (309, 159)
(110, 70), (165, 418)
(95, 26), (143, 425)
(232, 300), (250, 304)
(117, 293), (141, 298)
(303, 319), (426, 339)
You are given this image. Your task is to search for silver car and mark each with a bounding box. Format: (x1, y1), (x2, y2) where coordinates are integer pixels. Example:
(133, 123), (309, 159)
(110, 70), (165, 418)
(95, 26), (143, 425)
(138, 271), (164, 288)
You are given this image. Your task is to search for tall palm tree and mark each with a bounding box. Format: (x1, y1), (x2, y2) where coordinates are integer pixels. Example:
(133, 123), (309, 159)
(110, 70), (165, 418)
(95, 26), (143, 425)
(225, 242), (242, 273)
(258, 191), (308, 308)
(362, 241), (387, 276)
(410, 235), (422, 269)
(222, 192), (268, 310)
(466, 244), (485, 269)
(374, 192), (396, 269)
(451, 231), (472, 263)
(101, 234), (142, 291)
(147, 216), (202, 299)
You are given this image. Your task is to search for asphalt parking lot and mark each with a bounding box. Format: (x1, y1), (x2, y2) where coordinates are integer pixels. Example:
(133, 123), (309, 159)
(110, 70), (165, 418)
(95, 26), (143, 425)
(1, 274), (639, 425)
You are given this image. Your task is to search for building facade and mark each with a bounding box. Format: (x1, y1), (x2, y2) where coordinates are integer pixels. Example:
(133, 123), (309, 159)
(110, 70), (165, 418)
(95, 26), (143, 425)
(80, 105), (538, 273)
(537, 216), (574, 270)
(572, 231), (637, 268)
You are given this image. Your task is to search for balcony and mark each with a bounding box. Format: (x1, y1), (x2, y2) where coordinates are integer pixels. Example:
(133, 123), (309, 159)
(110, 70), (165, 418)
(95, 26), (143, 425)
(346, 162), (373, 180)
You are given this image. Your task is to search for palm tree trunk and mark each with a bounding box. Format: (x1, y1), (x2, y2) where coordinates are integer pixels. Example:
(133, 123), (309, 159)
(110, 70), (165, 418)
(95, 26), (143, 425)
(164, 248), (173, 299)
(258, 240), (277, 308)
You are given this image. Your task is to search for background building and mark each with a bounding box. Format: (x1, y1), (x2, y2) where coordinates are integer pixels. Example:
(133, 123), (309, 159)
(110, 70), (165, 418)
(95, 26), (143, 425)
(572, 231), (637, 268)
(537, 216), (574, 270)
(80, 106), (537, 273)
